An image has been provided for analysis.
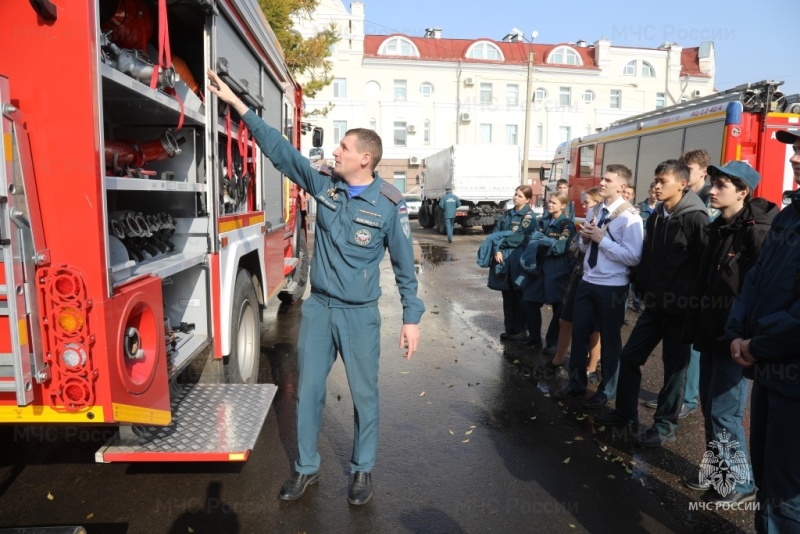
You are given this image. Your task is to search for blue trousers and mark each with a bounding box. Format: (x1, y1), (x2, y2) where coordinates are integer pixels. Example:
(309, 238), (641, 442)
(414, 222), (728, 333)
(445, 217), (455, 241)
(524, 300), (561, 347)
(568, 281), (628, 398)
(295, 294), (382, 474)
(683, 346), (700, 409)
(501, 288), (527, 336)
(698, 351), (754, 494)
(614, 309), (690, 435)
(751, 382), (800, 533)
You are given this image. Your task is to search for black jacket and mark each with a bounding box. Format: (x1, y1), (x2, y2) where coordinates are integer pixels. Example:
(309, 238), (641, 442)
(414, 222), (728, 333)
(637, 191), (709, 315)
(688, 198), (777, 353)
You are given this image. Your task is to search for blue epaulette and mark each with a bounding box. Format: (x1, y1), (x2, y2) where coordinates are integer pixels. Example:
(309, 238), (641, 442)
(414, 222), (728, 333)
(380, 181), (403, 204)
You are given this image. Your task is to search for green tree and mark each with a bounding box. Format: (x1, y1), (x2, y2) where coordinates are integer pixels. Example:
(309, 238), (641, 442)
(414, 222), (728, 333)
(258, 0), (338, 107)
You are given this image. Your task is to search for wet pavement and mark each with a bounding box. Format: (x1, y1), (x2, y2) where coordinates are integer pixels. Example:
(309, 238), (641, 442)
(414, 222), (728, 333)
(0, 221), (754, 533)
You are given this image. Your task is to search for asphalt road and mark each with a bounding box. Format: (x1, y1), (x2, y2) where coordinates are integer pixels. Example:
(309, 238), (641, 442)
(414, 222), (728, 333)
(0, 220), (754, 533)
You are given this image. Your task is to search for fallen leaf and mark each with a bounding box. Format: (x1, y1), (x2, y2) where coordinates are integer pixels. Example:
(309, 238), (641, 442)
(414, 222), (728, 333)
(625, 466), (633, 475)
(598, 426), (606, 432)
(449, 429), (454, 435)
(513, 359), (520, 364)
(462, 439), (469, 443)
(426, 401), (432, 405)
(188, 529), (194, 533)
(558, 402), (564, 406)
(431, 310), (440, 314)
(569, 525), (576, 529)
(530, 416), (537, 420)
(565, 441), (573, 445)
(607, 475), (616, 480)
(465, 429), (473, 435)
(400, 371), (409, 375)
(47, 492), (53, 501)
(599, 445), (608, 452)
(86, 513), (94, 520)
(420, 391), (426, 397)
(563, 457), (571, 464)
(575, 414), (586, 421)
(447, 384), (454, 387)
(470, 425), (476, 428)
(630, 461), (637, 465)
(574, 436), (585, 441)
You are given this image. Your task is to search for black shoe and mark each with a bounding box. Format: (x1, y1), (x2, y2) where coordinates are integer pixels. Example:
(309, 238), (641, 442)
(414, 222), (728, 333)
(678, 404), (697, 419)
(552, 386), (585, 399)
(636, 426), (677, 448)
(278, 471), (319, 501)
(583, 392), (608, 409)
(501, 331), (527, 341)
(348, 472), (373, 505)
(592, 410), (631, 427)
(542, 345), (557, 356)
(706, 489), (756, 504)
(684, 476), (712, 491)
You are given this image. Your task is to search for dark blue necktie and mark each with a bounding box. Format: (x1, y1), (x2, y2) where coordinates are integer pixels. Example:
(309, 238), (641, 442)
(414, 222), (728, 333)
(587, 207), (608, 268)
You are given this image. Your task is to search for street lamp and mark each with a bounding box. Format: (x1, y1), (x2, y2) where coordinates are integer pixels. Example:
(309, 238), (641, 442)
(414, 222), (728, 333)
(519, 30), (538, 185)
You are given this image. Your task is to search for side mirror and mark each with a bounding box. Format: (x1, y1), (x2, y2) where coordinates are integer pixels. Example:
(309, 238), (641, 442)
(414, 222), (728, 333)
(309, 147), (324, 161)
(312, 127), (324, 148)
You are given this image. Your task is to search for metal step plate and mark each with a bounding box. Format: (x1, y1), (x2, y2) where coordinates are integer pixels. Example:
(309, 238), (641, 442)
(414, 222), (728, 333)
(96, 383), (277, 462)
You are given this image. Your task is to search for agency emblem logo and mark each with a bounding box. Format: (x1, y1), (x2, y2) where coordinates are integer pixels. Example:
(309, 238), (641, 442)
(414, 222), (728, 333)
(354, 229), (372, 246)
(699, 430), (750, 497)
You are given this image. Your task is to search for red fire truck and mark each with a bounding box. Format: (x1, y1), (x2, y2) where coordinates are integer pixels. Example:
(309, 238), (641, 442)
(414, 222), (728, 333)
(557, 80), (800, 218)
(0, 0), (321, 461)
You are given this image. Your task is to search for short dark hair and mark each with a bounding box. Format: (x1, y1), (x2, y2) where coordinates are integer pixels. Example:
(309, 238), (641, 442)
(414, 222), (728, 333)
(654, 159), (690, 183)
(345, 128), (383, 171)
(516, 185), (533, 200)
(605, 164), (632, 183)
(710, 173), (753, 202)
(556, 179), (569, 187)
(679, 148), (711, 168)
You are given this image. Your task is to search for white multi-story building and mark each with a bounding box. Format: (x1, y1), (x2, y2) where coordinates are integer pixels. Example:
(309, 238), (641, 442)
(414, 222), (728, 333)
(293, 1), (716, 197)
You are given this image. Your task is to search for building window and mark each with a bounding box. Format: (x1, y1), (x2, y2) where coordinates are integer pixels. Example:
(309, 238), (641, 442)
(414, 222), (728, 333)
(536, 123), (544, 146)
(379, 37), (419, 57)
(394, 121), (407, 147)
(369, 118), (377, 130)
(559, 126), (571, 143)
(480, 83), (493, 104)
(583, 90), (595, 104)
(534, 87), (547, 102)
(559, 87), (572, 107)
(333, 121), (347, 144)
(423, 120), (431, 144)
(641, 61), (655, 77)
(624, 60), (636, 76)
(393, 171), (407, 193)
(610, 90), (622, 109)
(365, 80), (381, 98)
(506, 84), (519, 107)
(332, 78), (347, 99)
(548, 46), (582, 66)
(656, 92), (666, 109)
(505, 124), (518, 145)
(466, 41), (504, 60)
(480, 124), (492, 143)
(420, 82), (434, 97)
(394, 80), (407, 101)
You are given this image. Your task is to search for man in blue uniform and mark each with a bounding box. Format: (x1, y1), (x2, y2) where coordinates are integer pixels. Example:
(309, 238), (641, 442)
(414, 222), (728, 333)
(207, 70), (425, 506)
(439, 188), (460, 242)
(727, 129), (800, 533)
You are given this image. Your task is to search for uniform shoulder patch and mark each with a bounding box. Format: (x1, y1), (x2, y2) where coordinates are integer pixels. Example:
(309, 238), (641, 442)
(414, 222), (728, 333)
(380, 181), (403, 204)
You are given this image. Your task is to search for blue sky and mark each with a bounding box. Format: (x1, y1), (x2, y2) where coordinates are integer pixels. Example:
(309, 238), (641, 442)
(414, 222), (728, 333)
(361, 0), (799, 96)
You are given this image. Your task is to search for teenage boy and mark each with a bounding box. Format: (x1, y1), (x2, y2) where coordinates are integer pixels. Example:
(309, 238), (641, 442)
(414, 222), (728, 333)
(684, 161), (776, 504)
(727, 130), (800, 532)
(556, 179), (576, 222)
(553, 164), (642, 409)
(594, 160), (708, 447)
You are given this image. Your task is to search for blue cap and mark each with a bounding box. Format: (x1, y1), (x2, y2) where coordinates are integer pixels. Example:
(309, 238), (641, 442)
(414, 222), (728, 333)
(707, 161), (761, 192)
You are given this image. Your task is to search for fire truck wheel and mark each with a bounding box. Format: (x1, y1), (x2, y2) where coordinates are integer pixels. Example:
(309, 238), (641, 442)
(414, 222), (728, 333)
(482, 224), (495, 234)
(434, 205), (446, 235)
(224, 269), (261, 384)
(278, 225), (309, 304)
(418, 202), (435, 228)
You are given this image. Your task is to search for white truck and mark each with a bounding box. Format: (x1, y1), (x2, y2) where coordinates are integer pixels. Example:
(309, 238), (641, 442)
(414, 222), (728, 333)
(418, 144), (521, 234)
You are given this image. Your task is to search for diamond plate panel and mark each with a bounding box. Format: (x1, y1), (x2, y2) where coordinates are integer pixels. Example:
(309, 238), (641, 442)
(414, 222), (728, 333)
(101, 384), (277, 459)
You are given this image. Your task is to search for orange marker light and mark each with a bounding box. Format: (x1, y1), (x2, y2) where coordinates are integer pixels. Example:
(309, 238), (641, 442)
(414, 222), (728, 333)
(57, 307), (84, 333)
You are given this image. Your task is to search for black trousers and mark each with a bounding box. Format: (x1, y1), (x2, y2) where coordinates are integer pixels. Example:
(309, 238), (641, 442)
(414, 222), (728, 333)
(501, 289), (526, 335)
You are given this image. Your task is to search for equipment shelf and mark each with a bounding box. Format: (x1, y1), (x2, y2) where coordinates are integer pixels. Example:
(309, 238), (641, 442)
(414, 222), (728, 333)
(110, 250), (207, 288)
(100, 63), (205, 126)
(105, 176), (207, 193)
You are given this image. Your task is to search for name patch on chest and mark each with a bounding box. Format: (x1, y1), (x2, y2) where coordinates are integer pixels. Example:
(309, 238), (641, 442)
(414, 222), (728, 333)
(354, 228), (373, 246)
(354, 216), (383, 228)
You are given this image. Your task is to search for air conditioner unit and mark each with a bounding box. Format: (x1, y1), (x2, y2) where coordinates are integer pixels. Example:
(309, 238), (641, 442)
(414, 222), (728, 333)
(460, 112), (472, 122)
(692, 89), (702, 97)
(409, 155), (421, 166)
(407, 125), (416, 134)
(464, 76), (475, 86)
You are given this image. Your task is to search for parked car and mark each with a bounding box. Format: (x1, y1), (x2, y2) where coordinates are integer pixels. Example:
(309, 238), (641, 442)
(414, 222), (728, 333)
(403, 194), (422, 218)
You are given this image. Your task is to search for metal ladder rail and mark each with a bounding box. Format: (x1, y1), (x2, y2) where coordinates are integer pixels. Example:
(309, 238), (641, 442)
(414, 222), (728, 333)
(0, 77), (48, 405)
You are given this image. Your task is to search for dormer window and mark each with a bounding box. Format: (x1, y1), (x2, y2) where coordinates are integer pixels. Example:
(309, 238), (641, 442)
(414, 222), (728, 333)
(466, 41), (504, 60)
(378, 37), (420, 57)
(548, 46), (582, 66)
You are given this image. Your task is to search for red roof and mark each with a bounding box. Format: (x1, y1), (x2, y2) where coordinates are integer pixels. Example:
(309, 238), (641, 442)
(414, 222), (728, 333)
(363, 34), (705, 76)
